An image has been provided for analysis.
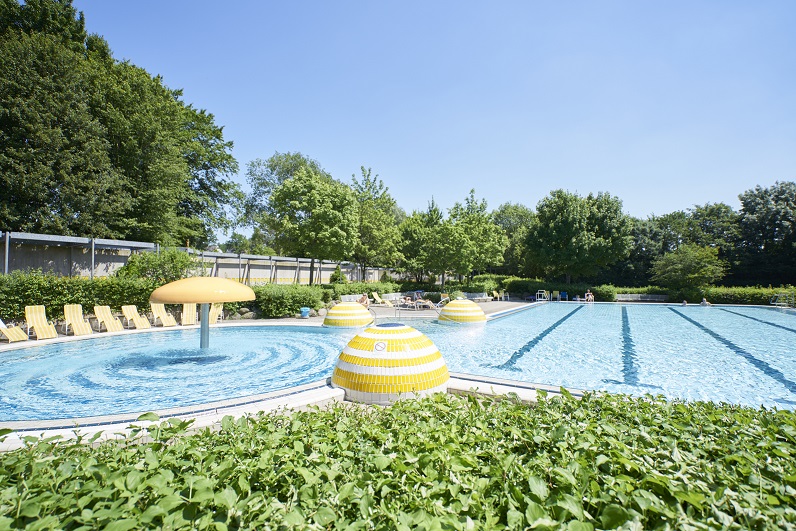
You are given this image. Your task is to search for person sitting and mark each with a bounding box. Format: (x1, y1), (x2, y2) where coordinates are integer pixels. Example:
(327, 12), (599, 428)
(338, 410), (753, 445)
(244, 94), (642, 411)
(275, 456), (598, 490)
(700, 298), (711, 307)
(358, 293), (369, 308)
(585, 289), (594, 302)
(415, 297), (435, 309)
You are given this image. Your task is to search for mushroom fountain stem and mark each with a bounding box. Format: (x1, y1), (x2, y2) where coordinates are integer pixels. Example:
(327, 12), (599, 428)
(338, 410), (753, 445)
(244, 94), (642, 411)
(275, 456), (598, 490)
(200, 303), (210, 349)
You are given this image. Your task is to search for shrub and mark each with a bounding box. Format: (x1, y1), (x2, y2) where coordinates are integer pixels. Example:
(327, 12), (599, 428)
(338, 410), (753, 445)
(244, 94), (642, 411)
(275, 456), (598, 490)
(115, 248), (203, 283)
(1, 393), (794, 528)
(329, 265), (347, 284)
(702, 285), (793, 305)
(325, 282), (400, 300)
(0, 270), (158, 321)
(252, 284), (326, 318)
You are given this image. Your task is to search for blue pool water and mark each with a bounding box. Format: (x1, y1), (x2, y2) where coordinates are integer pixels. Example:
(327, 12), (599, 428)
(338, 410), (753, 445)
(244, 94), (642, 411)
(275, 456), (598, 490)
(1, 303), (794, 421)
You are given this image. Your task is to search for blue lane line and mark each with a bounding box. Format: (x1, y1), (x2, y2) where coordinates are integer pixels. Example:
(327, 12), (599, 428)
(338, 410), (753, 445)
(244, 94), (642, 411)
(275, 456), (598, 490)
(495, 306), (584, 370)
(718, 308), (796, 334)
(620, 306), (639, 385)
(669, 308), (796, 394)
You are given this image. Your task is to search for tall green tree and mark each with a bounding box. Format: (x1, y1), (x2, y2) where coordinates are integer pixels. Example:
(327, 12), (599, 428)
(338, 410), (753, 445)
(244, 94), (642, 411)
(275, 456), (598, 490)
(268, 169), (359, 284)
(350, 167), (403, 278)
(650, 244), (727, 290)
(525, 190), (632, 283)
(736, 181), (796, 284)
(448, 190), (507, 278)
(492, 202), (535, 276)
(0, 31), (129, 236)
(398, 201), (443, 282)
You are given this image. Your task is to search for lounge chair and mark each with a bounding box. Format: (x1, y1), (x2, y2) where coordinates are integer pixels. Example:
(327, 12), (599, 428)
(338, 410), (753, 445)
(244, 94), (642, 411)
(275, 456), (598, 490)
(0, 318), (28, 343)
(63, 304), (93, 336)
(150, 303), (177, 327)
(24, 305), (58, 340)
(94, 305), (124, 332)
(553, 290), (560, 302)
(207, 302), (224, 324)
(121, 305), (151, 329)
(181, 303), (197, 325)
(371, 292), (394, 307)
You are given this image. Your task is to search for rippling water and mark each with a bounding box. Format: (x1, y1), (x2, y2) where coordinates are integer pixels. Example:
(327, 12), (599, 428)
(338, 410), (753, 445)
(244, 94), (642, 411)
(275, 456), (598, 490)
(2, 304), (795, 421)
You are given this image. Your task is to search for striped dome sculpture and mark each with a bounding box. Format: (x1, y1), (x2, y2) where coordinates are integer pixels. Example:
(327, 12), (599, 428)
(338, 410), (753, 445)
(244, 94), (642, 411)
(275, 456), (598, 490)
(331, 323), (449, 405)
(323, 301), (374, 328)
(438, 298), (487, 324)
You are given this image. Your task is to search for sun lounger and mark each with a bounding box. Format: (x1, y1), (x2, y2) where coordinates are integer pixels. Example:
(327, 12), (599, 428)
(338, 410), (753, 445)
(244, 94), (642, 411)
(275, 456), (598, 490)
(94, 305), (124, 332)
(24, 305), (58, 340)
(121, 305), (151, 329)
(63, 304), (93, 336)
(0, 318), (28, 343)
(207, 302), (224, 324)
(181, 303), (197, 325)
(150, 303), (177, 327)
(372, 292), (394, 308)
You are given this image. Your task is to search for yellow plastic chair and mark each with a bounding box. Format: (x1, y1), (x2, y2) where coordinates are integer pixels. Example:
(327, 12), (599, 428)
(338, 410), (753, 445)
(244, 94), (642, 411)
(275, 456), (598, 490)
(150, 303), (177, 327)
(94, 305), (124, 332)
(181, 303), (197, 325)
(207, 302), (224, 324)
(64, 304), (93, 336)
(24, 305), (58, 340)
(121, 305), (151, 329)
(371, 292), (394, 308)
(0, 318), (28, 343)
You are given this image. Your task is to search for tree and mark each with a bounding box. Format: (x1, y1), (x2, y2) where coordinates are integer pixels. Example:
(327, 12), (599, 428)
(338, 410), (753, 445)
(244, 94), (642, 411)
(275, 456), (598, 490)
(525, 190), (632, 283)
(398, 201), (443, 282)
(650, 244), (727, 290)
(448, 190), (507, 278)
(425, 219), (472, 286)
(0, 31), (129, 236)
(350, 167), (403, 278)
(245, 152), (328, 227)
(268, 168), (359, 285)
(115, 249), (203, 283)
(492, 202), (535, 276)
(736, 181), (796, 285)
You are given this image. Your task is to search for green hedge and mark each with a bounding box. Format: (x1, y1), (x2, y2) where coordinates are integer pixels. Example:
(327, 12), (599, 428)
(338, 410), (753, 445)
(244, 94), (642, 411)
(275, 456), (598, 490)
(252, 284), (327, 318)
(1, 392), (794, 528)
(0, 271), (158, 321)
(614, 285), (793, 305)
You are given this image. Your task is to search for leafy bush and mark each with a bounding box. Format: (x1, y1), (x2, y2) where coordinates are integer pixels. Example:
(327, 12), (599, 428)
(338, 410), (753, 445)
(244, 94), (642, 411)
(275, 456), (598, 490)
(590, 284), (616, 302)
(1, 393), (794, 529)
(702, 285), (793, 305)
(329, 265), (347, 284)
(252, 284), (326, 317)
(0, 270), (158, 321)
(115, 249), (203, 283)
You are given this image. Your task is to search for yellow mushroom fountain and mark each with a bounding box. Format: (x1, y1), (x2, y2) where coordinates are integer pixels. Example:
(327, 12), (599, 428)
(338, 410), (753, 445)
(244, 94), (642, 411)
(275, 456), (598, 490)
(149, 277), (255, 349)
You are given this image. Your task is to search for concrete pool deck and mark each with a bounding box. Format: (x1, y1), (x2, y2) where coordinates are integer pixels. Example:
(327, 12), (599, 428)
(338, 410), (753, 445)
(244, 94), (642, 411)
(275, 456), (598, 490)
(1, 299), (582, 451)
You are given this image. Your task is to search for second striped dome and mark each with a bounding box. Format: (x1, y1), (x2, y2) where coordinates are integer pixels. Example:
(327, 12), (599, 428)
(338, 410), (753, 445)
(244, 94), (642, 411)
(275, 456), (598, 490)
(438, 299), (486, 324)
(323, 301), (374, 328)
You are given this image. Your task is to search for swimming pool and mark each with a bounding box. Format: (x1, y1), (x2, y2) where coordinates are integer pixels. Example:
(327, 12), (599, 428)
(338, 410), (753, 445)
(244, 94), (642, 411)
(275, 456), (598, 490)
(1, 303), (794, 421)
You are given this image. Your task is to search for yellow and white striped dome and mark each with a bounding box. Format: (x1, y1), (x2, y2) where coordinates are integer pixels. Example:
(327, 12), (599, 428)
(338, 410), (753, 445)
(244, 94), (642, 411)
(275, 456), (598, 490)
(323, 301), (374, 328)
(331, 323), (449, 405)
(438, 299), (486, 324)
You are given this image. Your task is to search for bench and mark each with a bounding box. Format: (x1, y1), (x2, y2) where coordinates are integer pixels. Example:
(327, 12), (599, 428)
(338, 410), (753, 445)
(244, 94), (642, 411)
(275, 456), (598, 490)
(615, 294), (668, 302)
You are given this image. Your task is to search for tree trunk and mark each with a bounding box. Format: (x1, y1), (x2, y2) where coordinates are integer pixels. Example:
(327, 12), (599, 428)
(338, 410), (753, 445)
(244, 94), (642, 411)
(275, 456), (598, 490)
(566, 273), (571, 285)
(309, 258), (315, 286)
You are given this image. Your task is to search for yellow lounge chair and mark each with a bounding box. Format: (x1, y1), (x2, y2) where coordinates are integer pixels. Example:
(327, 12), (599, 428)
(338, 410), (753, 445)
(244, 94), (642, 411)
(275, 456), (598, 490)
(121, 305), (151, 329)
(64, 304), (93, 336)
(207, 302), (224, 324)
(0, 318), (28, 343)
(181, 303), (197, 325)
(24, 305), (58, 340)
(371, 292), (394, 308)
(94, 306), (124, 332)
(151, 303), (177, 327)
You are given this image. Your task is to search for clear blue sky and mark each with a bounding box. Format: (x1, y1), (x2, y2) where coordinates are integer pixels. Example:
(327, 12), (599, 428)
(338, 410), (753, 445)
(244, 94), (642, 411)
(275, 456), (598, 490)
(74, 0), (795, 227)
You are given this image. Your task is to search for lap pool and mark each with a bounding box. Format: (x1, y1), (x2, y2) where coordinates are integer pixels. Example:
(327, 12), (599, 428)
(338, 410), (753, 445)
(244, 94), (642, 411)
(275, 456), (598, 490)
(1, 303), (794, 421)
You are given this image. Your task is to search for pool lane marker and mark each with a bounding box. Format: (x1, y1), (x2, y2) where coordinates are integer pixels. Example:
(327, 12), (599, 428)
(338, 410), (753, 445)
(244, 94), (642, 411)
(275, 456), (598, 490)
(603, 306), (661, 389)
(669, 308), (796, 394)
(718, 308), (796, 335)
(495, 306), (583, 371)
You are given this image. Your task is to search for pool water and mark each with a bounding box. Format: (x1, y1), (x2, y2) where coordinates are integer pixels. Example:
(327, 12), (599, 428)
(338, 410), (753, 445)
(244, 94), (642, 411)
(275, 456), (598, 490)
(1, 304), (794, 421)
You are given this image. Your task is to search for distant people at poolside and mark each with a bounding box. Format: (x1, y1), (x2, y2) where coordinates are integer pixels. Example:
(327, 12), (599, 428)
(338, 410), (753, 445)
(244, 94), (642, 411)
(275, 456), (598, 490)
(585, 289), (594, 303)
(700, 298), (711, 307)
(682, 300), (688, 306)
(358, 294), (369, 308)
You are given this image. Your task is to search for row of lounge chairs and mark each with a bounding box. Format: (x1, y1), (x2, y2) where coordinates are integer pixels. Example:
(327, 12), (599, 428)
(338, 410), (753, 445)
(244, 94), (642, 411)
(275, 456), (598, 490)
(0, 303), (224, 343)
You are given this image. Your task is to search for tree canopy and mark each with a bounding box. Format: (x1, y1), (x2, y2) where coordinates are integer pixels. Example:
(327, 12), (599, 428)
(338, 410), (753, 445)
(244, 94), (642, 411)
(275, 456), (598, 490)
(0, 0), (240, 247)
